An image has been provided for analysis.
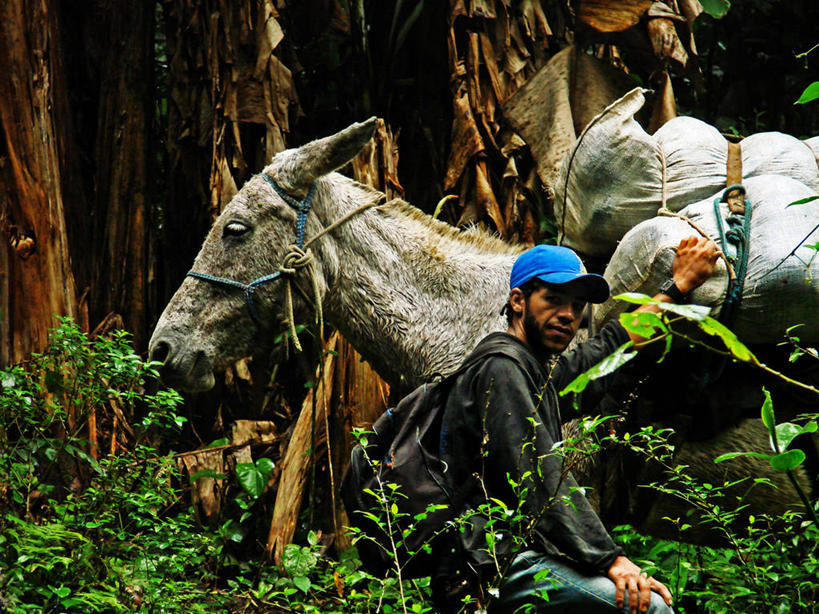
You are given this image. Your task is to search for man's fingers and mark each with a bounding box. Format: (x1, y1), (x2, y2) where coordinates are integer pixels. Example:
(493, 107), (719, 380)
(628, 578), (639, 614)
(639, 574), (652, 612)
(615, 577), (626, 608)
(650, 577), (674, 606)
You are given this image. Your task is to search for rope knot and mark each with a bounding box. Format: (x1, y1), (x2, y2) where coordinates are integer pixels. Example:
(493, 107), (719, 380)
(280, 245), (313, 274)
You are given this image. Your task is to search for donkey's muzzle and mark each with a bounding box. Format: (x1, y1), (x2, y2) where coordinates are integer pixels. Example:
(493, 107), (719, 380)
(148, 330), (215, 392)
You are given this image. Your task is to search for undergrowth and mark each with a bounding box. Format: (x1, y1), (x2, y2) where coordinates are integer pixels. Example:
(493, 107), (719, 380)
(1, 316), (817, 612)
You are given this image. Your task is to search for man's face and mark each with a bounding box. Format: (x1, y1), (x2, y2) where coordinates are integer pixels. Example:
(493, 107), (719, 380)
(521, 284), (587, 354)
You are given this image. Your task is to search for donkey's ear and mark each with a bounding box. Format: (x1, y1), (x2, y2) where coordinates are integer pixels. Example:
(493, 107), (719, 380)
(266, 117), (378, 194)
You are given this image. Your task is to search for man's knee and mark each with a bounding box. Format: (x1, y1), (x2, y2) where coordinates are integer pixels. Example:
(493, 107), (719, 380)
(642, 592), (674, 614)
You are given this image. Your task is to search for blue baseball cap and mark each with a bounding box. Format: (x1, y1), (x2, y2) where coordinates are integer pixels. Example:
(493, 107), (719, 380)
(510, 245), (610, 304)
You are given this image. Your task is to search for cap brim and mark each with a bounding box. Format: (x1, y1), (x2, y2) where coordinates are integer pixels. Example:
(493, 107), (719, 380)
(534, 272), (610, 304)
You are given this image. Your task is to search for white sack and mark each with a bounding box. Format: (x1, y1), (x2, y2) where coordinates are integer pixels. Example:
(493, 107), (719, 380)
(595, 175), (819, 344)
(556, 87), (819, 257)
(805, 136), (819, 162)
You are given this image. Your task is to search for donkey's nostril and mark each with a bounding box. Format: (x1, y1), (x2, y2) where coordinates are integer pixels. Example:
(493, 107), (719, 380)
(150, 340), (171, 364)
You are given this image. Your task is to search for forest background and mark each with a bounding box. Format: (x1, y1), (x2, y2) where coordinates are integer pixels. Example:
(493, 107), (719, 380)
(2, 0), (819, 612)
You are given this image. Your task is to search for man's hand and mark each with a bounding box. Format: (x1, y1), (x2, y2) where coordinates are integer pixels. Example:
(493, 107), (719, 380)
(607, 555), (673, 614)
(671, 235), (720, 295)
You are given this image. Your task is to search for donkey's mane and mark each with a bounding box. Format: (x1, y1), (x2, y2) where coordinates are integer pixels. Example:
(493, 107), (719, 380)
(332, 176), (522, 256)
(382, 198), (523, 256)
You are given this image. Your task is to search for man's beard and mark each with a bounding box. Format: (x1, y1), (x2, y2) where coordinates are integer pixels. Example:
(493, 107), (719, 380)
(522, 311), (555, 358)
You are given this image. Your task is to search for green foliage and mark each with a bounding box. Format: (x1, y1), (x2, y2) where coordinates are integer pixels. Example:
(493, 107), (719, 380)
(0, 319), (233, 612)
(613, 422), (819, 613)
(699, 0), (731, 19)
(5, 313), (819, 613)
(795, 82), (819, 105)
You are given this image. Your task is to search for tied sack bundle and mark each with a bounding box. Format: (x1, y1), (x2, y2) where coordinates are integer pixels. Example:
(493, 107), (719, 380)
(555, 88), (819, 257)
(594, 175), (819, 345)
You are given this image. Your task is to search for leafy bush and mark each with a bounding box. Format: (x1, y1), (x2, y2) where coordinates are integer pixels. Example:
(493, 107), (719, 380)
(0, 319), (235, 612)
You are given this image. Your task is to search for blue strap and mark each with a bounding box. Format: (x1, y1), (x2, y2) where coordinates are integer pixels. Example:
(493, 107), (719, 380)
(262, 175), (316, 247)
(186, 175), (314, 327)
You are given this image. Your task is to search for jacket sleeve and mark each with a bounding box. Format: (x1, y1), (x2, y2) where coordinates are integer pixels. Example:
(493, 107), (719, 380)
(475, 357), (623, 575)
(551, 320), (632, 420)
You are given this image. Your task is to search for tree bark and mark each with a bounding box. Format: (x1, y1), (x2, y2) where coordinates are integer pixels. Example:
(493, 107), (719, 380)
(0, 0), (78, 365)
(85, 1), (156, 348)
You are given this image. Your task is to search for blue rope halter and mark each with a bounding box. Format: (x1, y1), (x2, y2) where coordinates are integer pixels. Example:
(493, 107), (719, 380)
(186, 175), (317, 327)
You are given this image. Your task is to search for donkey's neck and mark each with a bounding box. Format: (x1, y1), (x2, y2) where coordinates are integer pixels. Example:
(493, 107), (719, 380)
(310, 176), (523, 390)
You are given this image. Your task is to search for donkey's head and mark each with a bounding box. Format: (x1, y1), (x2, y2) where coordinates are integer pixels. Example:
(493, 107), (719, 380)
(148, 118), (378, 392)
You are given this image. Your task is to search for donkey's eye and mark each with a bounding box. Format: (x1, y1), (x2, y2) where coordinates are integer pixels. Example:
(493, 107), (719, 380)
(223, 221), (250, 238)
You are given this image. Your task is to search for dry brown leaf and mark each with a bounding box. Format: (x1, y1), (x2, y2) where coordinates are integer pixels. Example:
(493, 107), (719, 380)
(474, 158), (505, 236)
(499, 131), (526, 157)
(647, 16), (688, 66)
(479, 32), (505, 102)
(648, 70), (677, 133)
(456, 165), (479, 227)
(333, 570), (345, 597)
(351, 118), (403, 199)
(503, 46), (634, 199)
(450, 0), (469, 23)
(466, 33), (482, 112)
(444, 82), (485, 190)
(521, 0), (552, 37)
(235, 357), (253, 381)
(218, 155), (238, 212)
(266, 55), (296, 132)
(470, 0), (496, 19)
(231, 420), (278, 446)
(678, 0), (702, 55)
(504, 44), (528, 77)
(578, 0), (653, 33)
(509, 19), (531, 61)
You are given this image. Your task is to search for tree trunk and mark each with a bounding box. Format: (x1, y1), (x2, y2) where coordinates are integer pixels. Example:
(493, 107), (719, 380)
(84, 1), (156, 348)
(0, 0), (78, 365)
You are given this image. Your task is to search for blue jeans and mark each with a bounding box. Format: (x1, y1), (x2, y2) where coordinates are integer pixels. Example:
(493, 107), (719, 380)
(492, 551), (675, 614)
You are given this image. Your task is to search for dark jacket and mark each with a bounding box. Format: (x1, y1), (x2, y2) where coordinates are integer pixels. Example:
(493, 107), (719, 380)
(438, 321), (630, 580)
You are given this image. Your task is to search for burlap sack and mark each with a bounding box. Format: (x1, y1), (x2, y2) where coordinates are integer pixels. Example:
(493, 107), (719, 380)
(595, 175), (819, 344)
(556, 88), (819, 257)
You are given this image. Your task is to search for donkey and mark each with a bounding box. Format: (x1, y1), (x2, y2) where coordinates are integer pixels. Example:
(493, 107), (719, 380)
(149, 118), (810, 538)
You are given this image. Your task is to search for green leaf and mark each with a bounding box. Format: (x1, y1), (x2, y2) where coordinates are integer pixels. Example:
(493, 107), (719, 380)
(760, 388), (776, 438)
(697, 317), (755, 362)
(795, 81), (819, 105)
(223, 520), (245, 542)
(282, 544), (319, 577)
(293, 575), (311, 593)
(699, 0), (731, 18)
(0, 371), (16, 388)
(256, 457), (275, 482)
(618, 311), (668, 339)
(236, 461), (270, 498)
(786, 194), (819, 207)
(614, 293), (711, 320)
(49, 586), (71, 598)
(714, 451), (771, 463)
(774, 421), (818, 451)
(770, 449), (806, 471)
(273, 325), (307, 345)
(560, 343), (637, 396)
(207, 437), (230, 448)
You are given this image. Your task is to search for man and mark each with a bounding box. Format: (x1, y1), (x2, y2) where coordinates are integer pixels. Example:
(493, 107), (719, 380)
(435, 236), (719, 613)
